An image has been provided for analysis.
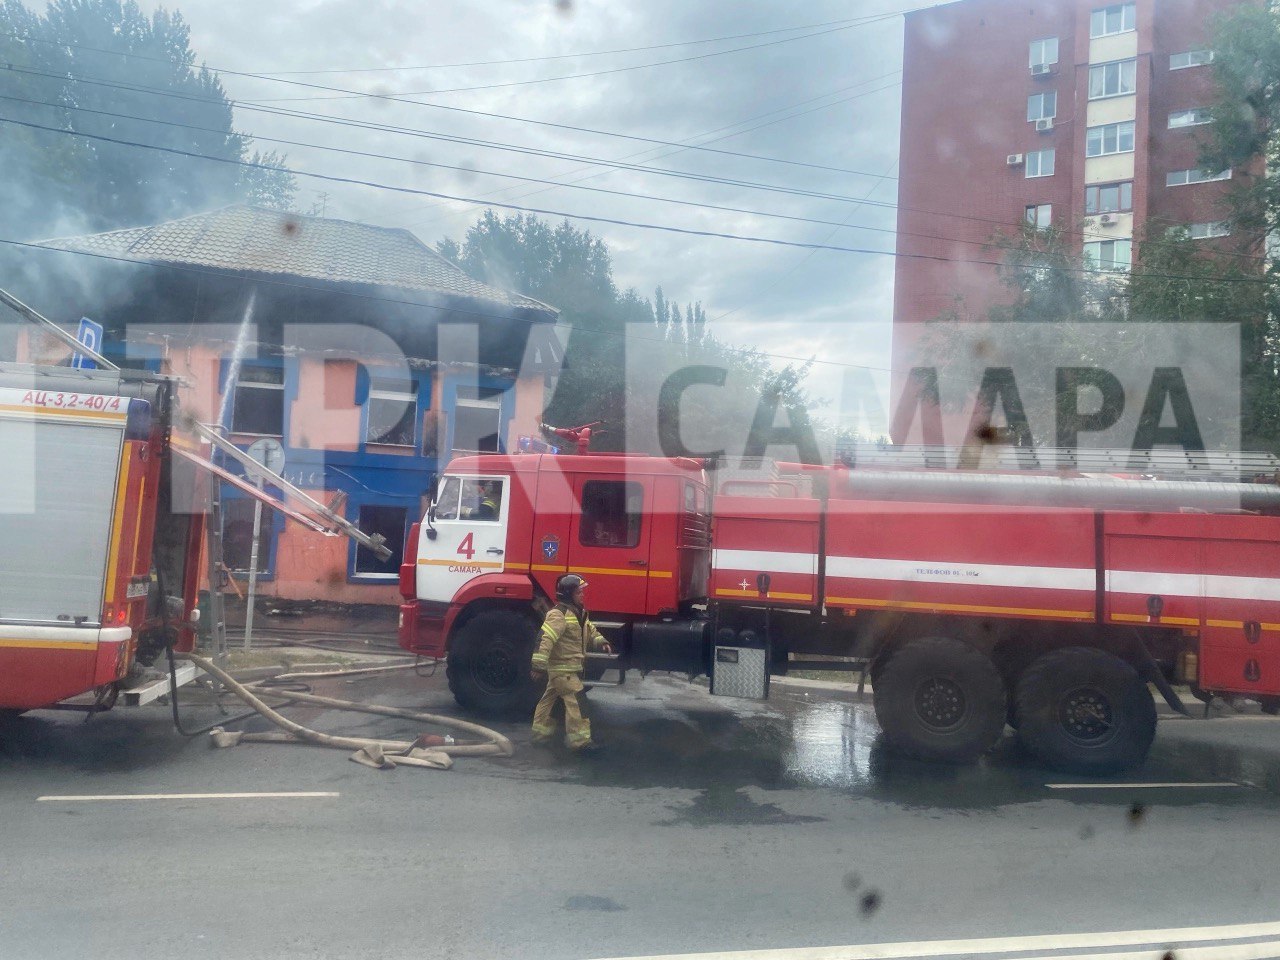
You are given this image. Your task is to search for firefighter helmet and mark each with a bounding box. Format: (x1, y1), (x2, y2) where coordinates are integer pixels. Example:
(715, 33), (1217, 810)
(555, 573), (588, 603)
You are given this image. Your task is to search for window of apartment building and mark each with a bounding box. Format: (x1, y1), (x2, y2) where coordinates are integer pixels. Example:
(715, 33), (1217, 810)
(1086, 121), (1135, 157)
(1166, 167), (1231, 186)
(365, 376), (417, 447)
(1187, 221), (1231, 239)
(1085, 181), (1133, 214)
(1168, 108), (1211, 128)
(1084, 239), (1133, 272)
(1025, 149), (1055, 178)
(1027, 92), (1057, 122)
(1029, 37), (1058, 67)
(1170, 49), (1214, 70)
(1024, 204), (1052, 228)
(352, 504), (407, 578)
(1090, 3), (1136, 38)
(1088, 59), (1137, 99)
(230, 363), (284, 436)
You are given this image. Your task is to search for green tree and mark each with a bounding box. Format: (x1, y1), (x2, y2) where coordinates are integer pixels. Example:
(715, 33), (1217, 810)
(1191, 1), (1280, 448)
(0, 0), (296, 237)
(439, 211), (818, 458)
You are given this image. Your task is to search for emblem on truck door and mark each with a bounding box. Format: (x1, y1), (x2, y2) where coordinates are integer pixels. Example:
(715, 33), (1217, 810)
(541, 534), (560, 561)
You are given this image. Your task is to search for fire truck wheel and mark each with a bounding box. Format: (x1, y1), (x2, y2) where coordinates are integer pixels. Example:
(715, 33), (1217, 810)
(1014, 647), (1156, 775)
(872, 638), (1007, 763)
(446, 610), (540, 719)
(1260, 696), (1280, 716)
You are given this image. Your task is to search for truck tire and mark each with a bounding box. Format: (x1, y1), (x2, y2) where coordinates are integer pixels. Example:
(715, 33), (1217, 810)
(1014, 647), (1156, 775)
(872, 637), (1007, 763)
(446, 610), (540, 719)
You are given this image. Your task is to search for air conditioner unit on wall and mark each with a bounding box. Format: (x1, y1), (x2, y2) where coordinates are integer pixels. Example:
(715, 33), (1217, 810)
(1035, 118), (1054, 132)
(1100, 213), (1116, 225)
(1031, 63), (1053, 76)
(1006, 153), (1024, 166)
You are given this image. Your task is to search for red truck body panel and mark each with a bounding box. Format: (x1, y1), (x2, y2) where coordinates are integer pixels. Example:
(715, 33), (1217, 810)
(824, 501), (1098, 623)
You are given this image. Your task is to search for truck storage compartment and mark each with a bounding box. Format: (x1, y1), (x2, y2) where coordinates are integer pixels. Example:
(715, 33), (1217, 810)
(710, 494), (820, 607)
(630, 618), (709, 676)
(710, 627), (769, 699)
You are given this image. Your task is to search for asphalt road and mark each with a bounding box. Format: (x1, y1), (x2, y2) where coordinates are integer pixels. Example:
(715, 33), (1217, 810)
(2, 669), (1280, 960)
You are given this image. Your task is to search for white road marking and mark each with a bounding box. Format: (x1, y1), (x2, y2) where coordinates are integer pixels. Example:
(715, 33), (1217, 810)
(37, 791), (340, 802)
(1045, 782), (1242, 790)
(589, 920), (1280, 960)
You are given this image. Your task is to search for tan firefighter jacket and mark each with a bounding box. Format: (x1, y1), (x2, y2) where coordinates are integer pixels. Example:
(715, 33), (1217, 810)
(531, 602), (608, 675)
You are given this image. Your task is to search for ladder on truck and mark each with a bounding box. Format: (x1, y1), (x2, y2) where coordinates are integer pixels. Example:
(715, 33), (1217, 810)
(2, 287), (392, 706)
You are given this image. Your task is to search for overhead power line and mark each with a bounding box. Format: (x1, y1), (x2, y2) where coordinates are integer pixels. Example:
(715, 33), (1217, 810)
(0, 115), (1265, 289)
(0, 26), (902, 180)
(8, 85), (1243, 264)
(242, 18), (902, 102)
(6, 63), (902, 204)
(20, 88), (1197, 261)
(0, 92), (904, 245)
(397, 79), (903, 230)
(248, 11), (921, 76)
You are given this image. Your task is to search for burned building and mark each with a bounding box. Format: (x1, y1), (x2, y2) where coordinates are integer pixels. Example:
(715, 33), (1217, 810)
(14, 204), (560, 603)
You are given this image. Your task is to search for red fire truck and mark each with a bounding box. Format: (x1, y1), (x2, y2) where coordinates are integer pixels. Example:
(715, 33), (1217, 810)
(0, 362), (206, 714)
(399, 451), (1280, 773)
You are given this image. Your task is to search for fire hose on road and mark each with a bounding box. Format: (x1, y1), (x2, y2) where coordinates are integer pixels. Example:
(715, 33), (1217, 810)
(174, 651), (514, 770)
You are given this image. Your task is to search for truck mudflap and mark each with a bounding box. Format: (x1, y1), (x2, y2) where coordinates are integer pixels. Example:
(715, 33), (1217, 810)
(399, 601), (447, 659)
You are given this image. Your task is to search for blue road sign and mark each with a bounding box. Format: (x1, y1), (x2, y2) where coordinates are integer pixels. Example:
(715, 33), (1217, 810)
(71, 317), (103, 370)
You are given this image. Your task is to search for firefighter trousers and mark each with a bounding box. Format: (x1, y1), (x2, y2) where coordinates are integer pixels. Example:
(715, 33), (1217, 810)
(532, 673), (592, 748)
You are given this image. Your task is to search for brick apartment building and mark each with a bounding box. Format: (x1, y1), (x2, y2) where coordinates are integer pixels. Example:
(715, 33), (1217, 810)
(891, 0), (1254, 395)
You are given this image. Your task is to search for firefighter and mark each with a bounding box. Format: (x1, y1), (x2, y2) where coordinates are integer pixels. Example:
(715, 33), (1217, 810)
(467, 481), (499, 520)
(530, 574), (613, 751)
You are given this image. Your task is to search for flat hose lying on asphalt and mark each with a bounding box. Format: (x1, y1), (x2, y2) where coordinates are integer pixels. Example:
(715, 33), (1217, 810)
(174, 651), (514, 769)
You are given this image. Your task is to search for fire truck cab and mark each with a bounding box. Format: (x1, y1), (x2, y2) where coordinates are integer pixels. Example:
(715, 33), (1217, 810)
(399, 454), (711, 713)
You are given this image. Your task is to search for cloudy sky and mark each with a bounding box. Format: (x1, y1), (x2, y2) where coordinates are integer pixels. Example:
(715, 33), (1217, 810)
(118, 0), (939, 414)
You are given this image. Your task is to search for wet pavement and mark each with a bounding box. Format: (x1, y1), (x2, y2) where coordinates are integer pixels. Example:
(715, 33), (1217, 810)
(2, 669), (1279, 960)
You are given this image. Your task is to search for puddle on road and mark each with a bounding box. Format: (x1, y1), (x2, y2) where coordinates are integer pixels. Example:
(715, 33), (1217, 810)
(8, 671), (1280, 818)
(543, 678), (1280, 814)
(654, 783), (826, 827)
(0, 711), (192, 775)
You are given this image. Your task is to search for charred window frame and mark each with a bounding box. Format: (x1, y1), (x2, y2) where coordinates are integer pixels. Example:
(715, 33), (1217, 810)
(229, 362), (285, 437)
(450, 384), (508, 455)
(365, 376), (418, 448)
(221, 495), (280, 578)
(352, 504), (408, 579)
